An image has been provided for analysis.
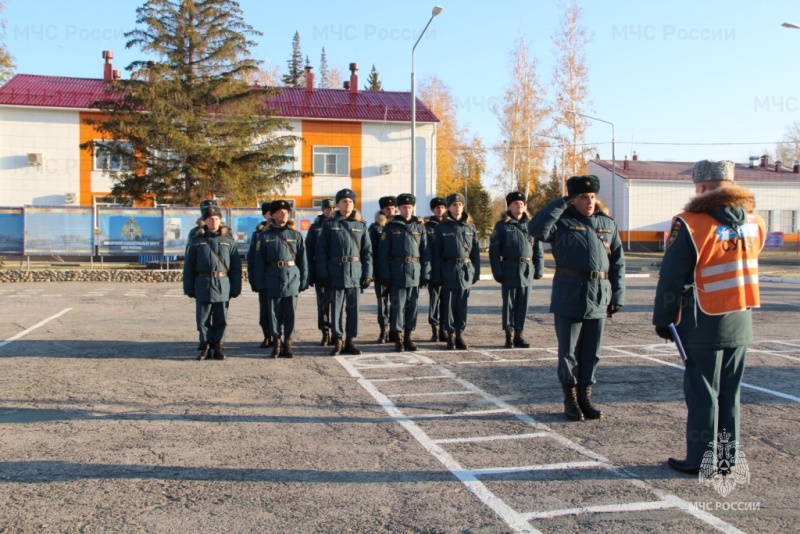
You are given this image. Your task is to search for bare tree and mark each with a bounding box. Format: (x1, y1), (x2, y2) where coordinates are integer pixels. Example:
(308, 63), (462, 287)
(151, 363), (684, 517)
(417, 75), (463, 196)
(776, 121), (800, 167)
(0, 1), (15, 84)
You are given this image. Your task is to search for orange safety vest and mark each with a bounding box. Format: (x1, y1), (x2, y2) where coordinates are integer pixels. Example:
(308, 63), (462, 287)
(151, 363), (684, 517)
(676, 211), (765, 316)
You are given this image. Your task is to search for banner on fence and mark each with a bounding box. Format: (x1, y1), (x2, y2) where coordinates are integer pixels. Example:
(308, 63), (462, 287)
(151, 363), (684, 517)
(0, 207), (24, 254)
(230, 208), (264, 249)
(24, 206), (94, 255)
(97, 208), (163, 255)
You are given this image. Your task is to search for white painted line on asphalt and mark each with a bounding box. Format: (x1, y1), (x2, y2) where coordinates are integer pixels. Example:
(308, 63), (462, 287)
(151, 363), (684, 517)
(522, 499), (678, 521)
(387, 390), (476, 398)
(748, 350), (800, 363)
(462, 461), (604, 476)
(409, 408), (509, 419)
(433, 432), (550, 444)
(370, 375), (451, 382)
(0, 308), (72, 349)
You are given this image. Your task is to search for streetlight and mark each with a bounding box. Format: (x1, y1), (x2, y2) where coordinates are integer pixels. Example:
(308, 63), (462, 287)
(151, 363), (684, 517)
(565, 110), (616, 217)
(781, 22), (800, 29)
(411, 5), (443, 198)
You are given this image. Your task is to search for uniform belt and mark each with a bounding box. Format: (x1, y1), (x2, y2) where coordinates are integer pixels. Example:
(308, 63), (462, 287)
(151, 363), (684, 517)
(443, 257), (471, 264)
(392, 256), (420, 263)
(555, 267), (608, 280)
(267, 260), (295, 267)
(331, 256), (360, 262)
(502, 257), (531, 263)
(197, 271), (228, 278)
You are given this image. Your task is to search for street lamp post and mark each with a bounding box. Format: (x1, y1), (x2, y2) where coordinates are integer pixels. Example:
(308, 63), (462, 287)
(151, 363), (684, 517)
(411, 5), (443, 198)
(565, 110), (616, 217)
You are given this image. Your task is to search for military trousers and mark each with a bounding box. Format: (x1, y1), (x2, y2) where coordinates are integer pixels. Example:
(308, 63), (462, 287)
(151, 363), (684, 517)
(374, 282), (391, 329)
(442, 287), (470, 333)
(428, 284), (442, 326)
(501, 285), (531, 332)
(683, 345), (747, 467)
(269, 295), (298, 339)
(554, 314), (605, 385)
(390, 286), (419, 332)
(314, 284), (331, 332)
(258, 290), (273, 338)
(196, 300), (229, 344)
(330, 287), (360, 339)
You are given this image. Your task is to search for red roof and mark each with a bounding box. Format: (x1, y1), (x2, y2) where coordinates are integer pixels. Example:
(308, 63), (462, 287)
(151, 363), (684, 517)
(0, 74), (439, 123)
(591, 159), (800, 183)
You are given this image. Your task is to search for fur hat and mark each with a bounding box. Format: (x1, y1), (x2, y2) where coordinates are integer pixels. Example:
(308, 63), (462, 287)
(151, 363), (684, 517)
(692, 159), (735, 183)
(261, 202), (271, 214)
(321, 198), (335, 210)
(446, 193), (466, 207)
(566, 175), (600, 197)
(199, 199), (218, 214)
(506, 191), (526, 204)
(379, 196), (397, 209)
(269, 199), (292, 214)
(396, 193), (416, 206)
(430, 197), (446, 210)
(202, 205), (222, 220)
(336, 188), (356, 203)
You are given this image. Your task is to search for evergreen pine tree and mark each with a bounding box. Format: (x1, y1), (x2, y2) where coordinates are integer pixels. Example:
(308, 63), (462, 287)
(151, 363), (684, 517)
(365, 64), (382, 90)
(282, 31), (304, 87)
(319, 47), (329, 88)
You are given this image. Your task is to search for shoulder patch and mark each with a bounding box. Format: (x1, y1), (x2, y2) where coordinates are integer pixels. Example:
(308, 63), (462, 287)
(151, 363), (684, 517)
(666, 219), (682, 250)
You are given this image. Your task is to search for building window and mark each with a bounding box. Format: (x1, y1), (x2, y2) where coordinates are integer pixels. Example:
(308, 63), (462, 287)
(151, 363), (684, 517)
(313, 146), (349, 176)
(781, 210), (798, 233)
(93, 140), (132, 171)
(280, 145), (296, 172)
(757, 210), (773, 232)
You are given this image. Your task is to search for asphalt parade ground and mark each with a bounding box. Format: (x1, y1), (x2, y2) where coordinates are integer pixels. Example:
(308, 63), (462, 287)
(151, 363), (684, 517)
(0, 275), (798, 533)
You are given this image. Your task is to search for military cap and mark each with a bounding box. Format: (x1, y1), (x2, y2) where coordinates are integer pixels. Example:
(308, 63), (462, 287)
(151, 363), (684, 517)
(335, 188), (356, 203)
(378, 196), (397, 209)
(506, 191), (526, 205)
(430, 197), (446, 210)
(321, 198), (335, 210)
(446, 193), (466, 207)
(566, 175), (600, 197)
(692, 159), (734, 183)
(396, 193), (416, 206)
(202, 205), (222, 220)
(269, 199), (292, 214)
(199, 199), (218, 214)
(261, 201), (271, 214)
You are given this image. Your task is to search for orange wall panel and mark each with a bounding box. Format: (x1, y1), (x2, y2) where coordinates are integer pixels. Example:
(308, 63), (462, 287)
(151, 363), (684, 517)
(299, 120), (362, 210)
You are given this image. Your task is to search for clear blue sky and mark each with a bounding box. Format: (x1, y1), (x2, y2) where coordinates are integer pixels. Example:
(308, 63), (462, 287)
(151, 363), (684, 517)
(5, 0), (800, 186)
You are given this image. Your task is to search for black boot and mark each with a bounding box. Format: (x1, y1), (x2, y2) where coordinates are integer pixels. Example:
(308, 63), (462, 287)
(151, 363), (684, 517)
(430, 325), (438, 342)
(197, 343), (211, 361)
(394, 331), (404, 352)
(504, 330), (513, 348)
(446, 332), (456, 350)
(320, 330), (331, 347)
(270, 337), (282, 359)
(513, 330), (530, 349)
(455, 331), (468, 350)
(562, 384), (584, 421)
(197, 342), (205, 351)
(388, 329), (398, 343)
(403, 329), (417, 352)
(212, 342), (227, 360)
(577, 384), (603, 419)
(259, 337), (270, 349)
(438, 325), (448, 342)
(344, 337), (361, 355)
(376, 326), (388, 344)
(282, 337), (295, 358)
(330, 337), (343, 356)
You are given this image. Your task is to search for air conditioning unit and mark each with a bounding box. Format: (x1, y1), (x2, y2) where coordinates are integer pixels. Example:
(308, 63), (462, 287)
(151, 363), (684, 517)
(379, 164), (392, 175)
(27, 153), (43, 166)
(64, 192), (77, 204)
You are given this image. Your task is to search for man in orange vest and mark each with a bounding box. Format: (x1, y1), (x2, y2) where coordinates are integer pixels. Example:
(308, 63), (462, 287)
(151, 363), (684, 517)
(653, 159), (765, 475)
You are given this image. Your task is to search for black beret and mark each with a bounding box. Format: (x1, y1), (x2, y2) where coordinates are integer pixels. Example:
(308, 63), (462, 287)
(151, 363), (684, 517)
(446, 193), (466, 207)
(430, 197), (446, 210)
(199, 199), (218, 213)
(261, 202), (271, 214)
(378, 196), (397, 209)
(506, 191), (526, 204)
(269, 199), (292, 214)
(396, 193), (416, 206)
(202, 205), (222, 219)
(321, 198), (335, 209)
(566, 175), (600, 197)
(336, 188), (356, 203)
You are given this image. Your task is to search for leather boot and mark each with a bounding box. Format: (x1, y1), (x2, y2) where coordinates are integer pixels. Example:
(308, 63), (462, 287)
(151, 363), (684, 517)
(438, 325), (448, 342)
(212, 342), (227, 360)
(344, 337), (361, 355)
(504, 330), (513, 348)
(394, 331), (404, 352)
(282, 337), (295, 358)
(330, 337), (343, 356)
(562, 384), (584, 421)
(197, 342), (205, 351)
(430, 325), (438, 342)
(403, 329), (417, 352)
(320, 330), (331, 347)
(270, 337), (282, 359)
(388, 329), (398, 343)
(376, 326), (388, 344)
(446, 332), (456, 350)
(259, 337), (270, 349)
(197, 343), (211, 361)
(455, 331), (468, 350)
(513, 330), (530, 349)
(577, 384), (603, 419)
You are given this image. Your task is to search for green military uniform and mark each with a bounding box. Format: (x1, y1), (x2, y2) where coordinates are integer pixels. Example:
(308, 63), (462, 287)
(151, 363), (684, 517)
(424, 197), (448, 342)
(368, 196), (395, 343)
(305, 198), (334, 346)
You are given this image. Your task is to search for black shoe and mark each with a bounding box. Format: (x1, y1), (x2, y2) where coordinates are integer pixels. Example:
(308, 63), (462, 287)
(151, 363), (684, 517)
(388, 330), (398, 343)
(430, 325), (438, 342)
(281, 338), (295, 358)
(320, 330), (331, 347)
(197, 342), (205, 351)
(403, 329), (417, 352)
(667, 458), (700, 475)
(562, 384), (584, 422)
(270, 338), (282, 359)
(344, 337), (362, 355)
(259, 338), (270, 349)
(394, 331), (404, 352)
(197, 343), (211, 361)
(330, 337), (343, 356)
(446, 332), (456, 350)
(376, 327), (388, 344)
(454, 331), (468, 350)
(504, 331), (513, 348)
(513, 330), (530, 349)
(212, 342), (226, 360)
(577, 384), (603, 420)
(438, 326), (447, 342)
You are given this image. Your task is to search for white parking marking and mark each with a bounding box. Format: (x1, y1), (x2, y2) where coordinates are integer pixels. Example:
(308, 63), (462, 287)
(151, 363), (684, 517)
(523, 499), (678, 520)
(387, 390), (476, 398)
(0, 308), (72, 348)
(433, 432), (549, 444)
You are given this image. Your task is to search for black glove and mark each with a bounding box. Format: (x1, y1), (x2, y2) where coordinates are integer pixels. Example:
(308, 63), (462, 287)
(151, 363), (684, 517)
(534, 274), (543, 280)
(360, 278), (372, 290)
(308, 281), (315, 288)
(187, 294), (195, 299)
(318, 277), (329, 289)
(494, 276), (504, 284)
(606, 303), (622, 317)
(300, 285), (308, 292)
(655, 325), (674, 341)
(420, 279), (428, 288)
(231, 292), (240, 299)
(380, 279), (391, 287)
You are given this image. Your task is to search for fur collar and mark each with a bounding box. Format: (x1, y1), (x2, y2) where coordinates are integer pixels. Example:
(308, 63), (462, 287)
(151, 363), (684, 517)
(390, 215), (422, 225)
(374, 211), (388, 226)
(501, 210), (530, 224)
(267, 219), (297, 230)
(446, 211), (474, 226)
(196, 225), (230, 237)
(334, 209), (363, 222)
(684, 184), (755, 213)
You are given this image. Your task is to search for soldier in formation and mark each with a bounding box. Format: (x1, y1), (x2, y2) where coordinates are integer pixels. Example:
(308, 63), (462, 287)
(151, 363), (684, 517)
(305, 198), (335, 346)
(424, 197), (448, 342)
(246, 202), (274, 349)
(368, 196), (397, 343)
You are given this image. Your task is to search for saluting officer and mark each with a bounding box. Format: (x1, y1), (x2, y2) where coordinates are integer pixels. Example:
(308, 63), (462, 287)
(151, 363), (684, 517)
(246, 202), (274, 349)
(489, 191), (545, 348)
(316, 188), (373, 356)
(528, 175), (625, 422)
(368, 196), (397, 343)
(424, 197), (448, 342)
(431, 193), (481, 350)
(305, 198), (335, 346)
(252, 200), (308, 358)
(183, 204), (242, 361)
(378, 193), (430, 352)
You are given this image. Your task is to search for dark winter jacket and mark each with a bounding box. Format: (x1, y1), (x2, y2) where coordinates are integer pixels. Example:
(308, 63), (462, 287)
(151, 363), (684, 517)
(246, 219), (269, 292)
(251, 219), (308, 298)
(183, 226), (242, 303)
(378, 215), (431, 287)
(304, 214), (328, 286)
(489, 211), (545, 287)
(316, 209), (373, 289)
(431, 211), (481, 290)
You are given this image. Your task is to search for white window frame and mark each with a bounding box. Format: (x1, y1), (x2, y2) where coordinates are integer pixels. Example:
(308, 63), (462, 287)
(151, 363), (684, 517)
(781, 210), (797, 233)
(313, 146), (350, 176)
(93, 140), (133, 172)
(757, 210), (773, 232)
